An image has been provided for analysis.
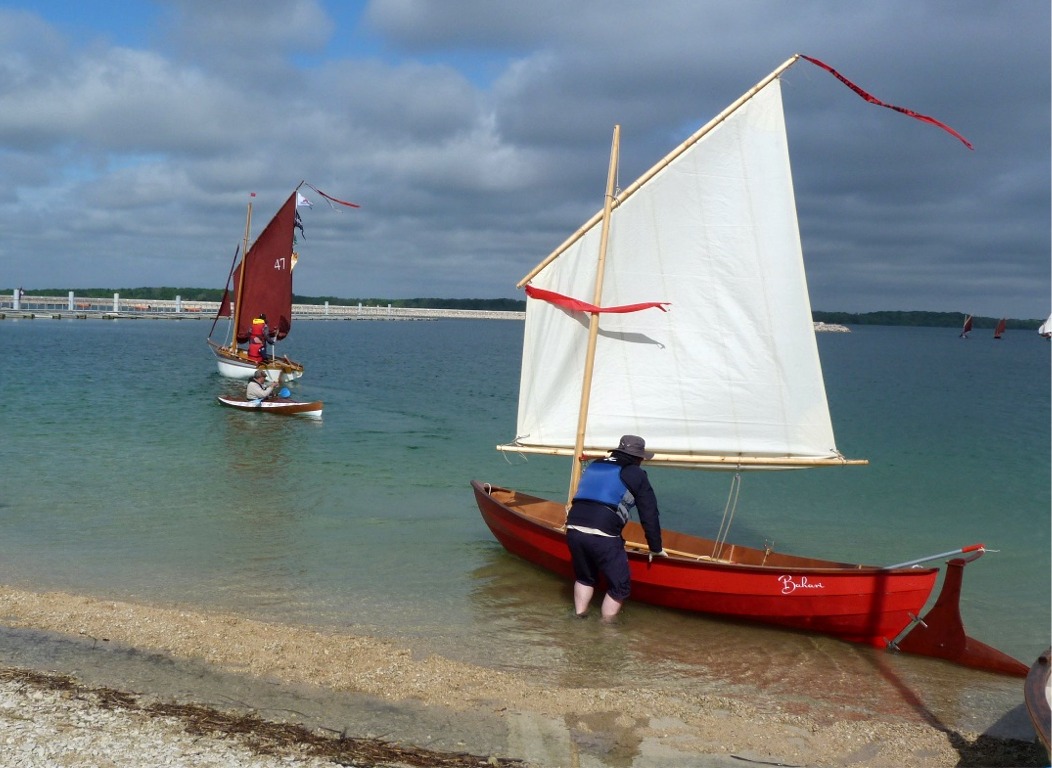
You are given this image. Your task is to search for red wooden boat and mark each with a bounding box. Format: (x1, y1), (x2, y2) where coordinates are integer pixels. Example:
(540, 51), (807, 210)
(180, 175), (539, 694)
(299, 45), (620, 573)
(474, 481), (939, 645)
(473, 482), (1024, 675)
(473, 57), (1026, 677)
(994, 317), (1007, 339)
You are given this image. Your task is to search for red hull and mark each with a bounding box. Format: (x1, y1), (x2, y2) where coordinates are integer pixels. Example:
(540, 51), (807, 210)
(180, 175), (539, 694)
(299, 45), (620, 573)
(473, 481), (935, 646)
(472, 481), (1029, 675)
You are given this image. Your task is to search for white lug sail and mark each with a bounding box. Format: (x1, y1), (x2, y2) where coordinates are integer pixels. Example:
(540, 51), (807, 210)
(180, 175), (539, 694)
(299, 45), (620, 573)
(511, 79), (842, 468)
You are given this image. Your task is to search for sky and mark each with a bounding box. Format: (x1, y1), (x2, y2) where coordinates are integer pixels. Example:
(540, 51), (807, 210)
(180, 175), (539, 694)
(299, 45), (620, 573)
(0, 1), (1049, 317)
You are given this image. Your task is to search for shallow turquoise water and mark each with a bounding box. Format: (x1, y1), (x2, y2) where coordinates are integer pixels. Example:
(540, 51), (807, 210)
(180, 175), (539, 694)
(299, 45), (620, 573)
(0, 317), (1048, 730)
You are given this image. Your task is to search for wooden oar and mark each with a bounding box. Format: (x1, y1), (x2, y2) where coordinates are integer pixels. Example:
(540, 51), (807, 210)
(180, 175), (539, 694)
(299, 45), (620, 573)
(624, 541), (714, 561)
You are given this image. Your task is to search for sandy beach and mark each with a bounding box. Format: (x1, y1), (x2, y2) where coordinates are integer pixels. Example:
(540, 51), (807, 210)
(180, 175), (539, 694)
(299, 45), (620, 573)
(0, 587), (1045, 767)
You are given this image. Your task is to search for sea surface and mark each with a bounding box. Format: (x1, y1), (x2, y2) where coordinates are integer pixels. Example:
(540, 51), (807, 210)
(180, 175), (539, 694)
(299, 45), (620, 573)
(0, 317), (1049, 739)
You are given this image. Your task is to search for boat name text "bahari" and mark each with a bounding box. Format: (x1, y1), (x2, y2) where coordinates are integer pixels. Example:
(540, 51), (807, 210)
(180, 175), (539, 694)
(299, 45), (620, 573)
(778, 575), (825, 594)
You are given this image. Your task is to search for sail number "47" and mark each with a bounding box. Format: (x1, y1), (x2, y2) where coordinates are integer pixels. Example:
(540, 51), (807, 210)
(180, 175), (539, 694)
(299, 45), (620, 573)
(273, 258), (287, 270)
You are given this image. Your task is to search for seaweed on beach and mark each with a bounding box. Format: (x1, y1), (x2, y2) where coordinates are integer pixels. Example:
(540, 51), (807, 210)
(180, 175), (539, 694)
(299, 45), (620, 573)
(0, 667), (523, 768)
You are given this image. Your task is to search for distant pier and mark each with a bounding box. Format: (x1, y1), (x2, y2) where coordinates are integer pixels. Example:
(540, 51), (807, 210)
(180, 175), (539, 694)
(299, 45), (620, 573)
(0, 294), (524, 322)
(0, 293), (848, 330)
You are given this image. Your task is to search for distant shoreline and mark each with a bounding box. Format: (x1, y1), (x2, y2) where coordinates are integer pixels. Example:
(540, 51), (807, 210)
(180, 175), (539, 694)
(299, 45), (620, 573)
(0, 295), (523, 322)
(0, 303), (522, 323)
(0, 301), (849, 330)
(1, 292), (1043, 329)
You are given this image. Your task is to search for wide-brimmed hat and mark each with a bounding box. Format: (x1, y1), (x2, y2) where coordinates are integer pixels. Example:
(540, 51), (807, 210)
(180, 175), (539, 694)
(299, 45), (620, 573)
(615, 434), (654, 460)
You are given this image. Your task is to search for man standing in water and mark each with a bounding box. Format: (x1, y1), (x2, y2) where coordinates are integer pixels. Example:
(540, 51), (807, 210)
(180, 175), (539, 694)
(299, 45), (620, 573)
(565, 434), (666, 621)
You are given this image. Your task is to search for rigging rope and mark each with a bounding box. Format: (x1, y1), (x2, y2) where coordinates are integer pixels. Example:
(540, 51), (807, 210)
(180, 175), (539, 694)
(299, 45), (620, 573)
(712, 471), (742, 560)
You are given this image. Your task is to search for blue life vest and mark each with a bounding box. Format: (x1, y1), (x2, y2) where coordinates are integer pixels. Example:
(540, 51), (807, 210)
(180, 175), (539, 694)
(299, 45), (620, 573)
(574, 460), (634, 524)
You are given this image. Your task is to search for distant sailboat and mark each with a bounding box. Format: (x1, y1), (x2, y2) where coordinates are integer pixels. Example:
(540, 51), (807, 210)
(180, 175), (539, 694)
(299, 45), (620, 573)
(207, 188), (307, 382)
(206, 182), (358, 382)
(1039, 314), (1052, 339)
(959, 314), (973, 338)
(994, 317), (1006, 339)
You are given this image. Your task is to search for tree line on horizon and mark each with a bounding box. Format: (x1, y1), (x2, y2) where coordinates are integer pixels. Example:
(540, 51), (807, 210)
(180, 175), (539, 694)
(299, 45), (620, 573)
(5, 287), (1044, 329)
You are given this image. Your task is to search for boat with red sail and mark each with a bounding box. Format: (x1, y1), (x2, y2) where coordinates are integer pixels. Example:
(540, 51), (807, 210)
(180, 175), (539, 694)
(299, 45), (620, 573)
(207, 187), (309, 382)
(472, 55), (1026, 676)
(206, 182), (357, 383)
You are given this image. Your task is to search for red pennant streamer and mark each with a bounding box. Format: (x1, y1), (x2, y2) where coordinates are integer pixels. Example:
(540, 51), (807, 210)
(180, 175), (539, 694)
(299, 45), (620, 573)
(525, 284), (670, 314)
(303, 182), (360, 208)
(800, 55), (973, 150)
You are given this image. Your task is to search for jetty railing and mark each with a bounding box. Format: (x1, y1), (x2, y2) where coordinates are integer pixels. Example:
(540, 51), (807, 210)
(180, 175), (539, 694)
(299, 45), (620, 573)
(0, 292), (525, 321)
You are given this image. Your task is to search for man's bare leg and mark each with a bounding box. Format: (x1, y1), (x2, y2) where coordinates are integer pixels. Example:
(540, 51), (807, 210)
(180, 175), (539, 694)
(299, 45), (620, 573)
(600, 594), (623, 621)
(573, 581), (594, 616)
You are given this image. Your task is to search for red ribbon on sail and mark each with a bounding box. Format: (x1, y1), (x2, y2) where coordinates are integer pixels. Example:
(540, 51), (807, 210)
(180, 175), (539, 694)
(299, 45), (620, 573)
(800, 55), (973, 150)
(525, 284), (670, 314)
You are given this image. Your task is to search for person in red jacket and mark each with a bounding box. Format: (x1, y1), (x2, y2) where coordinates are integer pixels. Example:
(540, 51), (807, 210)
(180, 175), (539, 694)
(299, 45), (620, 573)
(246, 335), (266, 362)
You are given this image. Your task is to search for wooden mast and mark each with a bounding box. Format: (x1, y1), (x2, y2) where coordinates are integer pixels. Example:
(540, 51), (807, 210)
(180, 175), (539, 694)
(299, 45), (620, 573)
(567, 125), (621, 504)
(230, 197), (254, 352)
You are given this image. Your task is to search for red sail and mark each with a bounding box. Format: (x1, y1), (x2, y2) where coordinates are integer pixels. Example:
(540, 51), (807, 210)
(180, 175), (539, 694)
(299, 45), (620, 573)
(231, 192), (298, 343)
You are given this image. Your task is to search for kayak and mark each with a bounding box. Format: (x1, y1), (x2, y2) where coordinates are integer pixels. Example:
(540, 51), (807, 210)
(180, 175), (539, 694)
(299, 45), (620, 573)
(216, 395), (322, 419)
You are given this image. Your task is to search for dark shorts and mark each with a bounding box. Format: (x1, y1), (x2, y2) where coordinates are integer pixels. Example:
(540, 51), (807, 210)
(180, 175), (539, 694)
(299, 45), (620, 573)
(566, 528), (631, 601)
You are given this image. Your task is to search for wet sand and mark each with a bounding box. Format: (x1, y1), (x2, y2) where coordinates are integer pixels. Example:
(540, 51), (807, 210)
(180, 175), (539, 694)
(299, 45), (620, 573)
(0, 586), (1045, 767)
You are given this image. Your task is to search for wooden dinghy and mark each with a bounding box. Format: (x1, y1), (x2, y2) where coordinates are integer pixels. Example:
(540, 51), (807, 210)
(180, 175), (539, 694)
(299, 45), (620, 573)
(217, 394), (322, 419)
(473, 480), (1024, 679)
(208, 339), (303, 382)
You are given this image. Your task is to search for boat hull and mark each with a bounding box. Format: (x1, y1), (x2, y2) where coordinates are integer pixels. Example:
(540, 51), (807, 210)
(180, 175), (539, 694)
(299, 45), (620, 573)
(1025, 648), (1051, 755)
(208, 340), (303, 382)
(472, 481), (938, 646)
(217, 395), (322, 419)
